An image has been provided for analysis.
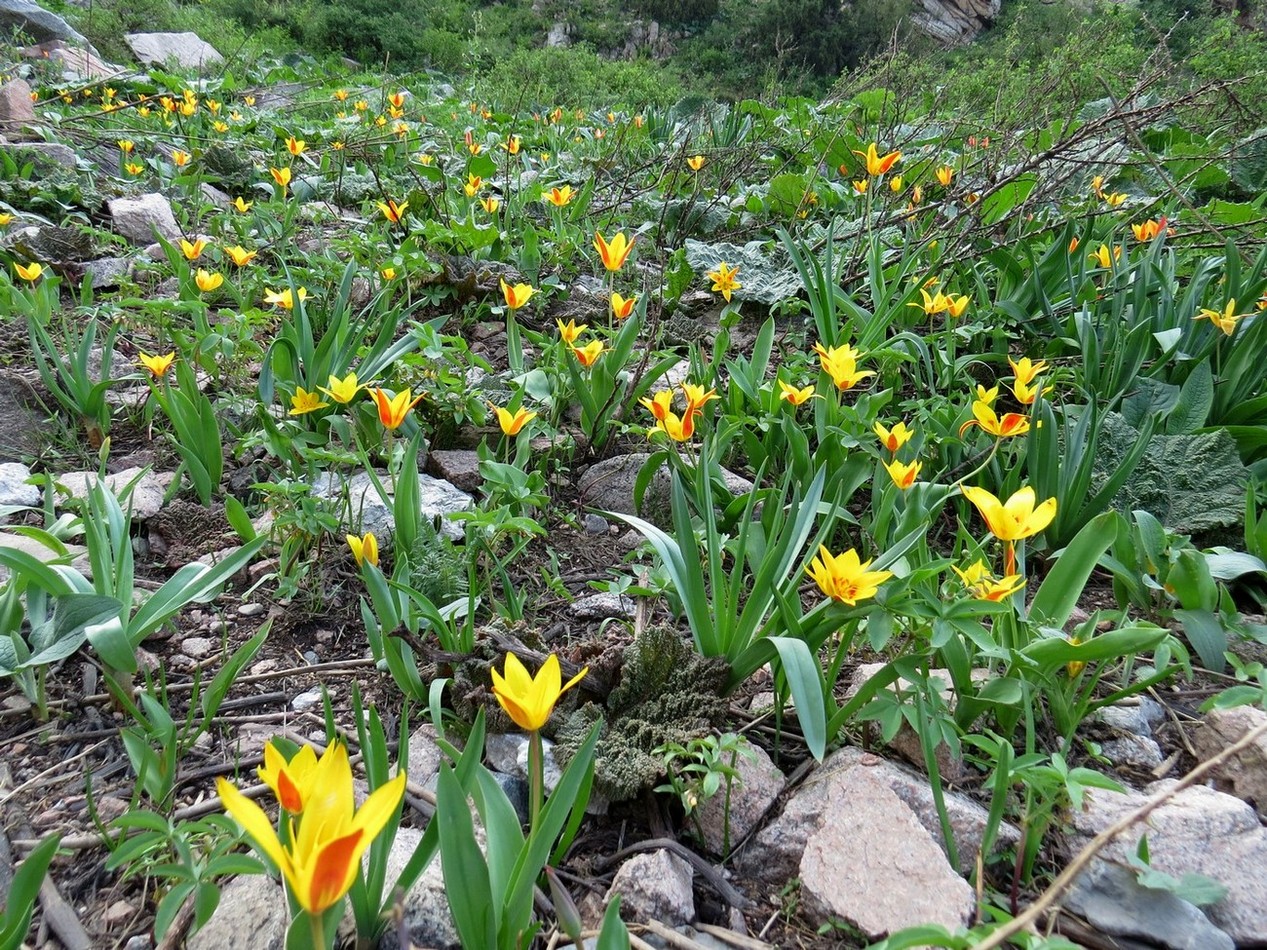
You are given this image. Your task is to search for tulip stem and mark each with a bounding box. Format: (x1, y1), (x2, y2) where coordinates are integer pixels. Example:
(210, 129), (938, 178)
(528, 729), (544, 830)
(309, 912), (326, 949)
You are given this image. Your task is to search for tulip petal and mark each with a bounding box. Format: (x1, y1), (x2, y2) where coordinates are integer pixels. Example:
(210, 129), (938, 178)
(217, 777), (293, 880)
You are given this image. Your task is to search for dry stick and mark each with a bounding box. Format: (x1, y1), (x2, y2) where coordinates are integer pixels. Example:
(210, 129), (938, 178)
(971, 717), (1267, 950)
(693, 922), (775, 950)
(642, 919), (722, 950)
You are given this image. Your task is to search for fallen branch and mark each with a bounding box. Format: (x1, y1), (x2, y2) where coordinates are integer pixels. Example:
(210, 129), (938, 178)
(972, 716), (1267, 950)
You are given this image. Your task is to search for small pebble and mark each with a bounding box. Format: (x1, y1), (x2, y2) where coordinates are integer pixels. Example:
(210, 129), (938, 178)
(302, 650), (320, 665)
(181, 636), (213, 659)
(291, 687), (323, 711)
(238, 602), (266, 617)
(584, 513), (608, 535)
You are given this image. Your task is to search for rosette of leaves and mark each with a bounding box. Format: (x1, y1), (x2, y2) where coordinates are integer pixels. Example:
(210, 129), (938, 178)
(553, 625), (729, 802)
(200, 143), (258, 194)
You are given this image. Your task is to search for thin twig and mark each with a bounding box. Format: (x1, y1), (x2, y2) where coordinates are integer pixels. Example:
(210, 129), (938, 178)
(971, 717), (1267, 949)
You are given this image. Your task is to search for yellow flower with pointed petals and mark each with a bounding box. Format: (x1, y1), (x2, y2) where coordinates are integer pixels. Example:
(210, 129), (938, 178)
(852, 179), (868, 195)
(909, 287), (950, 315)
(707, 261), (742, 302)
(681, 382), (719, 415)
(491, 652), (587, 733)
(884, 458), (921, 490)
(778, 380), (817, 406)
(935, 165), (954, 186)
(572, 339), (604, 367)
(959, 400), (1030, 439)
(952, 560), (1025, 602)
(117, 139), (134, 153)
(224, 245), (257, 267)
(381, 266), (396, 280)
(264, 287), (309, 310)
(961, 485), (1057, 542)
(319, 372), (364, 404)
(594, 231), (635, 272)
(14, 261), (43, 282)
(889, 175), (904, 192)
(946, 294), (970, 318)
(256, 741), (319, 814)
(1104, 192), (1127, 208)
(1196, 299), (1244, 336)
(464, 174), (482, 197)
(1008, 356), (1049, 388)
(285, 135), (305, 156)
(556, 319), (587, 345)
(545, 185), (575, 207)
(233, 196), (252, 213)
(180, 237), (208, 261)
(874, 420), (913, 454)
(376, 199), (408, 223)
(687, 155), (706, 171)
(194, 269), (223, 293)
(852, 142), (901, 177)
(1089, 244), (1121, 268)
(492, 404), (538, 436)
(813, 341), (874, 392)
(480, 196), (500, 214)
(640, 389), (675, 422)
(139, 351), (175, 379)
(270, 166), (292, 189)
(500, 278), (536, 310)
(806, 546), (892, 605)
(651, 409), (695, 441)
(369, 388), (424, 430)
(217, 741), (406, 915)
(347, 532), (379, 567)
(611, 292), (637, 319)
(172, 150), (191, 167)
(289, 387), (329, 416)
(976, 384), (999, 405)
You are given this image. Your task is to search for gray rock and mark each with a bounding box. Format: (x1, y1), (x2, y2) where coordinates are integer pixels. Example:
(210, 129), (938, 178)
(108, 193), (181, 244)
(0, 532), (86, 584)
(546, 20), (570, 47)
(735, 746), (1018, 880)
(181, 636), (213, 659)
(406, 723), (445, 787)
(56, 468), (173, 521)
(583, 513), (608, 535)
(199, 182), (231, 209)
(0, 374), (43, 462)
(695, 742), (785, 856)
(569, 591), (636, 621)
(1101, 734), (1165, 770)
(1066, 857), (1234, 950)
(605, 849), (694, 926)
(485, 733), (563, 793)
(1192, 706), (1267, 818)
(9, 141), (78, 169)
(186, 874), (286, 950)
(84, 257), (132, 290)
(309, 471), (473, 542)
(24, 40), (124, 82)
(580, 452), (753, 527)
(800, 768), (973, 936)
(380, 827), (460, 950)
(0, 1), (89, 45)
(124, 32), (223, 70)
(1069, 781), (1267, 943)
(426, 449), (481, 493)
(0, 461), (38, 508)
(1097, 697), (1165, 737)
(0, 79), (35, 132)
(910, 0), (1001, 46)
(291, 687), (323, 711)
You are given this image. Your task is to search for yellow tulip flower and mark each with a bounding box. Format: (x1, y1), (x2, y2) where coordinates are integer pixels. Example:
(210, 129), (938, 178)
(288, 387), (329, 416)
(707, 261), (742, 302)
(492, 404), (538, 436)
(318, 372), (364, 404)
(500, 278), (536, 310)
(813, 341), (874, 392)
(571, 339), (605, 367)
(611, 292), (637, 319)
(778, 380), (817, 406)
(961, 486), (1057, 543)
(806, 546), (893, 606)
(491, 652), (588, 733)
(257, 741), (319, 813)
(594, 231), (635, 272)
(369, 387), (423, 430)
(852, 142), (901, 177)
(195, 269), (223, 293)
(14, 261), (43, 282)
(377, 199), (408, 223)
(556, 319), (587, 345)
(138, 351), (175, 379)
(264, 287), (309, 310)
(884, 459), (922, 490)
(874, 420), (913, 454)
(217, 741), (406, 915)
(346, 532), (379, 567)
(545, 184), (575, 207)
(1196, 299), (1244, 336)
(180, 237), (208, 261)
(270, 166), (292, 189)
(224, 245), (257, 267)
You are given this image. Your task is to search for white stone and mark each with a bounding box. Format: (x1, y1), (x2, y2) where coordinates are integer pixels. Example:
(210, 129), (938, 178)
(108, 193), (181, 244)
(798, 768), (973, 936)
(1192, 706), (1267, 819)
(0, 461), (38, 509)
(186, 875), (286, 950)
(605, 849), (694, 926)
(309, 471), (473, 542)
(125, 32), (223, 70)
(56, 468), (173, 521)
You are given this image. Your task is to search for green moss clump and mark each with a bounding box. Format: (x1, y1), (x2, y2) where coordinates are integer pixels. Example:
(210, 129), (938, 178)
(553, 625), (729, 802)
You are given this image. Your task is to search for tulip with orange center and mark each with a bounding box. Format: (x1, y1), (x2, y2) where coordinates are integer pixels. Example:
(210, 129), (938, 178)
(369, 387), (424, 430)
(594, 232), (635, 272)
